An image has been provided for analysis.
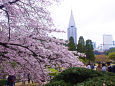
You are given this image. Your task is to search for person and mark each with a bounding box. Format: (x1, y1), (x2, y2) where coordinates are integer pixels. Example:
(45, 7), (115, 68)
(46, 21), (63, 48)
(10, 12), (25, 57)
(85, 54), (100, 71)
(91, 64), (95, 70)
(96, 63), (102, 71)
(8, 75), (13, 86)
(94, 64), (97, 70)
(101, 63), (107, 71)
(107, 62), (112, 72)
(86, 63), (91, 69)
(8, 75), (16, 86)
(5, 74), (9, 86)
(27, 73), (31, 83)
(13, 75), (16, 86)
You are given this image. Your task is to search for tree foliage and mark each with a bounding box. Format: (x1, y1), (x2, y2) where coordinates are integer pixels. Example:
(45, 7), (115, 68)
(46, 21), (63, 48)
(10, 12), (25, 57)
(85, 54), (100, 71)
(67, 36), (76, 51)
(94, 50), (104, 55)
(104, 48), (115, 55)
(85, 39), (95, 62)
(108, 52), (115, 61)
(77, 36), (85, 53)
(0, 0), (84, 84)
(95, 55), (110, 63)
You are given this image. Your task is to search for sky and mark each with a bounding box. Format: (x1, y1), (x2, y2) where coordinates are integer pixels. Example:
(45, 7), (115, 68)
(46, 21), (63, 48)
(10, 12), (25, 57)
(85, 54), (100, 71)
(49, 0), (115, 47)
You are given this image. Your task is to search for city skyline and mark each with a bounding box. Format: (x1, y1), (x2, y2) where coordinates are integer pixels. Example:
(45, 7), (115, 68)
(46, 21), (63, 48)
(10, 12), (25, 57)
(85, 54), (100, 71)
(49, 0), (115, 46)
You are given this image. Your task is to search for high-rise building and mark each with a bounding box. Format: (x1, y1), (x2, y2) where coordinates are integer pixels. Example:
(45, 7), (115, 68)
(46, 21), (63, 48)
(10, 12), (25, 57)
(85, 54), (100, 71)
(67, 10), (77, 45)
(113, 41), (115, 45)
(92, 42), (96, 50)
(97, 44), (103, 52)
(103, 34), (113, 50)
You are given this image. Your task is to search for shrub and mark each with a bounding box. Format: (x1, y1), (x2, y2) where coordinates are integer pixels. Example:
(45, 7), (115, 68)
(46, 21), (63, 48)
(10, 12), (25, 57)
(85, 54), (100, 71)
(48, 68), (59, 77)
(79, 58), (89, 64)
(95, 55), (110, 63)
(75, 76), (115, 86)
(0, 79), (6, 86)
(51, 67), (102, 84)
(109, 52), (115, 61)
(45, 67), (115, 86)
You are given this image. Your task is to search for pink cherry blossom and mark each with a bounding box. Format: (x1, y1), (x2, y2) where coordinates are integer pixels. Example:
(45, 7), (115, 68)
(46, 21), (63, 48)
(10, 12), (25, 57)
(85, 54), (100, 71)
(0, 0), (84, 85)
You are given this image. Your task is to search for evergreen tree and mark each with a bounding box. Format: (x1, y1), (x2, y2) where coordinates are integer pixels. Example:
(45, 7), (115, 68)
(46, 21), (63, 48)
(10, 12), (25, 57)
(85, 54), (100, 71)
(68, 37), (76, 51)
(85, 39), (95, 62)
(77, 36), (85, 53)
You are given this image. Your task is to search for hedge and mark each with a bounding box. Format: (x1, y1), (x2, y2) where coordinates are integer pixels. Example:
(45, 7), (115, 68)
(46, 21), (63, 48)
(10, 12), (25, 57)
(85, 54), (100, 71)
(44, 67), (115, 86)
(0, 79), (6, 86)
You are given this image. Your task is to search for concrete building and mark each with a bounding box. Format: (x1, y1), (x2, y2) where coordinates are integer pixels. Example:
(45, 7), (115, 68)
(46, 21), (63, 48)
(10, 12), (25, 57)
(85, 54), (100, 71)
(67, 10), (77, 45)
(113, 41), (115, 45)
(92, 42), (96, 50)
(103, 34), (113, 50)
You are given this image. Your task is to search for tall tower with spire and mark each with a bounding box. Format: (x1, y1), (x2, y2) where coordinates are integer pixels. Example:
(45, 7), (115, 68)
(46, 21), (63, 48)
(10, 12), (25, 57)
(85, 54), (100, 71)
(67, 10), (77, 45)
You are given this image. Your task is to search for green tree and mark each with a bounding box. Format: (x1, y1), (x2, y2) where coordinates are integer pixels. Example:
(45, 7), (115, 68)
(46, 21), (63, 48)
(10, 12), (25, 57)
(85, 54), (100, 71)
(104, 48), (115, 55)
(108, 52), (115, 61)
(77, 36), (85, 53)
(85, 39), (95, 62)
(68, 37), (76, 51)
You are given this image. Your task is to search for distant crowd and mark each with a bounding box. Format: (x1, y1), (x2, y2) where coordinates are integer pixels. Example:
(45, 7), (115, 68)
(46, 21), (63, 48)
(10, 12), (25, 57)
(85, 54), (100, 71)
(86, 62), (115, 73)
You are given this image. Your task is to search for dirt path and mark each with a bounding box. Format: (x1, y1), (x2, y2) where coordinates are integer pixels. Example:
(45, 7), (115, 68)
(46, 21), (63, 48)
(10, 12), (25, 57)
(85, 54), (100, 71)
(15, 81), (40, 86)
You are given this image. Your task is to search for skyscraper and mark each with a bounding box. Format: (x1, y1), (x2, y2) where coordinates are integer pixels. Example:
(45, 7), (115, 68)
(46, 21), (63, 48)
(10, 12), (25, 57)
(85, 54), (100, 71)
(103, 34), (113, 50)
(92, 42), (96, 50)
(67, 10), (77, 45)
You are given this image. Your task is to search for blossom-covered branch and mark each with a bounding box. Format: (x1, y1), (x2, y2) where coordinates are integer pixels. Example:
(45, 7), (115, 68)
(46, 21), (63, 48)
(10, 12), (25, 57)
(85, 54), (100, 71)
(0, 0), (84, 84)
(0, 0), (20, 9)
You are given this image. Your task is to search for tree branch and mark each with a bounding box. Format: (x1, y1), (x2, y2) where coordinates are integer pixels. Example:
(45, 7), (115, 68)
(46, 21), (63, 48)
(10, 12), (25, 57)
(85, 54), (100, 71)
(0, 42), (38, 57)
(4, 10), (11, 40)
(0, 0), (20, 9)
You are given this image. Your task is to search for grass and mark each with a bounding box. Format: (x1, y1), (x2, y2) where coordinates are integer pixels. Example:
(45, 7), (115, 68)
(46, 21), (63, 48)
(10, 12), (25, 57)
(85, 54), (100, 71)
(111, 63), (115, 66)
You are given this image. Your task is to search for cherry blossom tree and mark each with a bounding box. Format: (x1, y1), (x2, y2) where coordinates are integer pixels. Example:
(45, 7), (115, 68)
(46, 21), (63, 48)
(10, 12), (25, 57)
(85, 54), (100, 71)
(0, 0), (84, 84)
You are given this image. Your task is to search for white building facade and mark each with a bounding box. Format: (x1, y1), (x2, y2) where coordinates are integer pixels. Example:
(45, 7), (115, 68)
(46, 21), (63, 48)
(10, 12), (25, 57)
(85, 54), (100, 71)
(103, 34), (113, 50)
(67, 10), (77, 45)
(92, 42), (96, 50)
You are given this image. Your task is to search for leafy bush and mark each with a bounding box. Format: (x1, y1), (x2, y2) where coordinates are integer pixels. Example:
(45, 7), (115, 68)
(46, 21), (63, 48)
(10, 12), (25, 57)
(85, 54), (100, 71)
(75, 76), (115, 86)
(50, 67), (102, 84)
(0, 79), (6, 86)
(108, 52), (115, 61)
(48, 68), (59, 77)
(95, 55), (110, 63)
(44, 67), (115, 86)
(79, 58), (89, 64)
